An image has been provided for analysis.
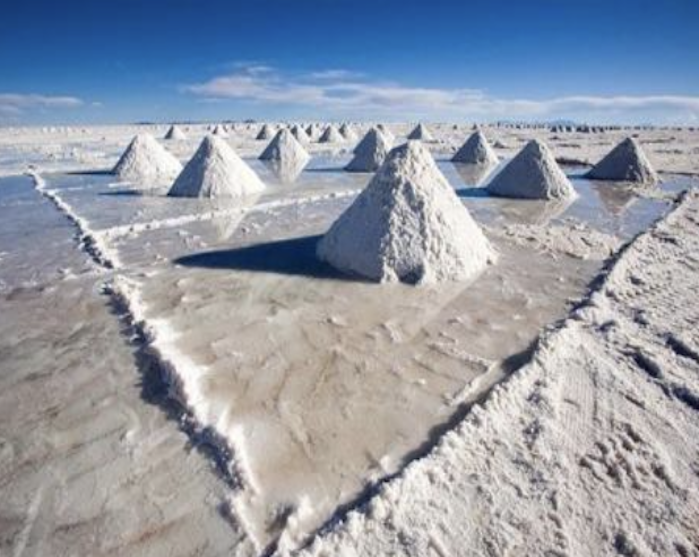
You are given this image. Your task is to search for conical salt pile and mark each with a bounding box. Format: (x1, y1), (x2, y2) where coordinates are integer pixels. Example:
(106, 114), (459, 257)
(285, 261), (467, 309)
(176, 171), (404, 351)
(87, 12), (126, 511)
(452, 130), (499, 166)
(290, 124), (310, 144)
(587, 137), (658, 183)
(256, 124), (274, 141)
(317, 141), (494, 284)
(407, 123), (434, 141)
(113, 133), (182, 186)
(345, 128), (392, 172)
(259, 129), (310, 166)
(164, 125), (187, 141)
(339, 123), (357, 142)
(318, 125), (344, 143)
(168, 135), (265, 199)
(211, 124), (228, 137)
(487, 139), (576, 200)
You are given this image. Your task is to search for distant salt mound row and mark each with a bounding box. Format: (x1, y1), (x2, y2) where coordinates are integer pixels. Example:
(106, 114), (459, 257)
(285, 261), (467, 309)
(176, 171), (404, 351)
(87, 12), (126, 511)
(487, 139), (576, 200)
(339, 123), (357, 142)
(112, 133), (183, 187)
(318, 125), (345, 144)
(256, 124), (275, 141)
(318, 140), (494, 284)
(259, 128), (310, 165)
(587, 137), (659, 183)
(345, 128), (393, 172)
(168, 135), (265, 199)
(452, 130), (499, 166)
(211, 124), (228, 137)
(164, 125), (187, 141)
(407, 123), (434, 141)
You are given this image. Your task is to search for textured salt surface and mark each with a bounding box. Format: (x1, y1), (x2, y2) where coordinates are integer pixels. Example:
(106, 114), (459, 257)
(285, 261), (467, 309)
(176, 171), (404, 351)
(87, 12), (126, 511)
(295, 190), (699, 557)
(2, 124), (697, 557)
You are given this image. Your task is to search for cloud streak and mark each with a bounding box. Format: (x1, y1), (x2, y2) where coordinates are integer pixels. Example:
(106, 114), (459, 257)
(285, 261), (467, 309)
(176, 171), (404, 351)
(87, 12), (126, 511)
(184, 65), (699, 123)
(0, 93), (84, 116)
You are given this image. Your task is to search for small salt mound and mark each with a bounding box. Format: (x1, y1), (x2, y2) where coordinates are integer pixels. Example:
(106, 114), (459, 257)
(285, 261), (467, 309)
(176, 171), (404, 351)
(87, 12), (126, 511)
(112, 133), (182, 186)
(318, 125), (344, 143)
(407, 123), (434, 141)
(259, 128), (310, 166)
(487, 139), (576, 200)
(339, 123), (357, 141)
(164, 125), (187, 141)
(256, 124), (274, 141)
(290, 124), (310, 144)
(452, 130), (499, 166)
(318, 141), (494, 284)
(587, 137), (659, 183)
(345, 128), (392, 172)
(168, 135), (265, 199)
(211, 124), (228, 137)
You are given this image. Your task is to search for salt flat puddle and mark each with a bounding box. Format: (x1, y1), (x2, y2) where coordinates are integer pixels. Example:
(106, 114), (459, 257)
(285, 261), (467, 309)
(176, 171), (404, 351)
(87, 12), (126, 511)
(37, 162), (685, 551)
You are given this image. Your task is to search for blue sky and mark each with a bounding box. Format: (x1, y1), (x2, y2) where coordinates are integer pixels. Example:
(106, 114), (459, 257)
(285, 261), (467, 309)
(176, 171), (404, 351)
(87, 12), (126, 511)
(1, 0), (698, 125)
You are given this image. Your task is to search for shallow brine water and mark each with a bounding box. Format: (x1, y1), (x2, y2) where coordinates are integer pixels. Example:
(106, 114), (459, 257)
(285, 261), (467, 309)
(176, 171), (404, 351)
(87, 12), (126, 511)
(0, 158), (691, 552)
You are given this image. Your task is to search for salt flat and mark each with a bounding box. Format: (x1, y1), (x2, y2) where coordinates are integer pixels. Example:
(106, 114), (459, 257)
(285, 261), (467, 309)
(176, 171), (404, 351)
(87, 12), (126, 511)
(1, 122), (698, 556)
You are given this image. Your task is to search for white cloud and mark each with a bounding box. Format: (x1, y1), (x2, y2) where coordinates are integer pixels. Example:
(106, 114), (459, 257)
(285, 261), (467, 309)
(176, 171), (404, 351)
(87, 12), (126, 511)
(183, 66), (699, 123)
(0, 93), (84, 116)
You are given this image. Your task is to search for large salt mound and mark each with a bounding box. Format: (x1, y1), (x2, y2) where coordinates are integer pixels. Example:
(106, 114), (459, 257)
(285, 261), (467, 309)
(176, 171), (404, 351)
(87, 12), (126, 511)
(345, 128), (392, 172)
(317, 141), (494, 284)
(487, 139), (576, 200)
(164, 125), (187, 141)
(256, 124), (274, 141)
(318, 125), (344, 143)
(452, 130), (499, 166)
(112, 133), (182, 186)
(407, 123), (434, 141)
(168, 135), (265, 199)
(587, 137), (659, 183)
(259, 128), (310, 166)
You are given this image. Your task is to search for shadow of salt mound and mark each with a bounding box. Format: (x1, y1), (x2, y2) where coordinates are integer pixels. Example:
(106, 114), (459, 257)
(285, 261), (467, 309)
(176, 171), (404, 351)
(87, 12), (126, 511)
(67, 169), (114, 176)
(453, 163), (497, 187)
(174, 235), (360, 282)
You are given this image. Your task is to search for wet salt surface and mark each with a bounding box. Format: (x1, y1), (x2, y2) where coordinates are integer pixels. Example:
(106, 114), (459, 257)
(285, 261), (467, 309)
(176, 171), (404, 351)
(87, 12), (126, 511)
(3, 162), (695, 551)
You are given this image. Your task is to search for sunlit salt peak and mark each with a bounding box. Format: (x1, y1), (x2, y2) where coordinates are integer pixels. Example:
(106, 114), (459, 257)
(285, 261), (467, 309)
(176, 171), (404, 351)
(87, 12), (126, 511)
(318, 125), (345, 143)
(318, 140), (495, 284)
(168, 135), (265, 198)
(487, 139), (576, 200)
(407, 123), (434, 141)
(452, 130), (499, 166)
(259, 128), (310, 166)
(587, 137), (659, 183)
(345, 127), (393, 172)
(112, 133), (183, 186)
(164, 125), (187, 141)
